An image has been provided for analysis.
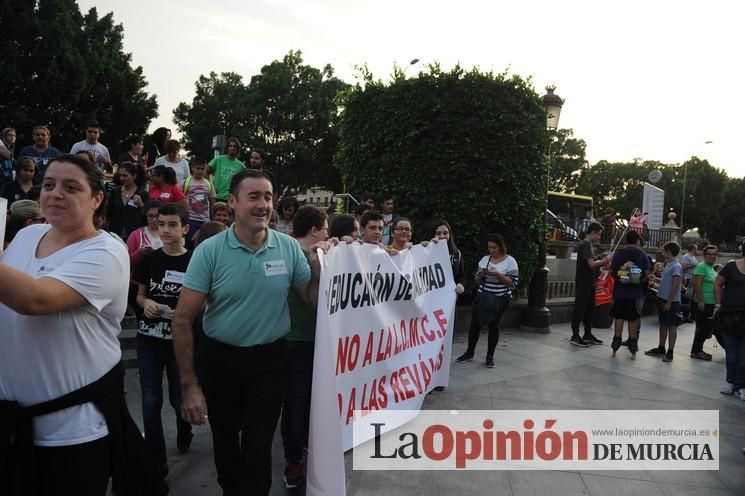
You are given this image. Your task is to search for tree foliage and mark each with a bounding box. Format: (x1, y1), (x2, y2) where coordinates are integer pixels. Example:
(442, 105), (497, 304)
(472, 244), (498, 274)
(336, 65), (548, 288)
(174, 50), (349, 193)
(548, 128), (588, 192)
(573, 157), (729, 238)
(0, 0), (158, 153)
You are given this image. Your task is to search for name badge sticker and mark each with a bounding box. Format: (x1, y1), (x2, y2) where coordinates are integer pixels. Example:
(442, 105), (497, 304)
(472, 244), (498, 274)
(264, 260), (288, 277)
(164, 270), (185, 284)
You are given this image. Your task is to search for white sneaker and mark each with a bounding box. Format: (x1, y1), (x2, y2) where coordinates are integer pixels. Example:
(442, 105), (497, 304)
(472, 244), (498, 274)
(737, 389), (745, 401)
(721, 383), (735, 395)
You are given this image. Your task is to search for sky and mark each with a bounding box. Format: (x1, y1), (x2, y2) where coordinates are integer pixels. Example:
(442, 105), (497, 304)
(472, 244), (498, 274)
(78, 0), (744, 177)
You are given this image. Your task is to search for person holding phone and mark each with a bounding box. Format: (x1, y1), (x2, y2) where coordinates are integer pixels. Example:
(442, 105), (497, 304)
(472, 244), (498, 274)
(456, 233), (519, 368)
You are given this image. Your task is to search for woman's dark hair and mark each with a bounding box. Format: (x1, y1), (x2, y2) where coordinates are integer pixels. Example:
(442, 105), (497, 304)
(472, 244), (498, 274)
(151, 165), (177, 185)
(118, 162), (146, 189)
(486, 233), (507, 254)
(193, 221), (227, 246)
(430, 219), (458, 254)
(164, 139), (180, 155)
(125, 134), (143, 151)
(329, 214), (357, 238)
(213, 201), (229, 215)
(46, 154), (105, 216)
(152, 127), (170, 149)
(144, 199), (163, 212)
(75, 149), (95, 165)
(390, 217), (413, 244)
(15, 156), (38, 174)
(279, 196), (299, 213)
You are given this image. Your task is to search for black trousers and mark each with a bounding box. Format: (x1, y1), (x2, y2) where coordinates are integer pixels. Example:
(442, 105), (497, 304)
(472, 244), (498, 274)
(690, 303), (715, 353)
(466, 295), (510, 359)
(201, 337), (287, 496)
(571, 282), (595, 336)
(2, 436), (110, 496)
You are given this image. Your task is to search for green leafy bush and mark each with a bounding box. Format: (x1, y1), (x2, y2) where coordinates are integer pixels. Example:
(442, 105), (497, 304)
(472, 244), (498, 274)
(336, 66), (548, 292)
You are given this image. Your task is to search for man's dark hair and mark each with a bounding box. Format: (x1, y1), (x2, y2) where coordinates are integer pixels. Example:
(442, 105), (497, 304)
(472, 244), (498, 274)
(702, 244), (718, 255)
(381, 192), (396, 203)
(251, 147), (267, 161)
(293, 205), (328, 238)
(329, 214), (357, 238)
(86, 120), (100, 130)
(687, 244), (697, 252)
(586, 222), (603, 235)
(625, 230), (641, 246)
(159, 202), (189, 228)
(190, 158), (207, 168)
(360, 210), (384, 228)
(125, 134), (143, 150)
(663, 241), (681, 257)
(229, 168), (272, 197)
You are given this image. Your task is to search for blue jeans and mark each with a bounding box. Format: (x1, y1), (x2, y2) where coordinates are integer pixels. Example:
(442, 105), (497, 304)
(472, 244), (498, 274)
(723, 333), (745, 391)
(281, 341), (315, 463)
(137, 333), (191, 466)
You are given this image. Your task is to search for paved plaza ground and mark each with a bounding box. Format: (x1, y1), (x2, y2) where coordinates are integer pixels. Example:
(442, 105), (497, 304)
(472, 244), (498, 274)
(124, 316), (745, 495)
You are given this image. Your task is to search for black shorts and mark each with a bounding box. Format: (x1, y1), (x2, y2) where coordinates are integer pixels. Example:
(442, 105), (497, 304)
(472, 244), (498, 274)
(610, 298), (640, 321)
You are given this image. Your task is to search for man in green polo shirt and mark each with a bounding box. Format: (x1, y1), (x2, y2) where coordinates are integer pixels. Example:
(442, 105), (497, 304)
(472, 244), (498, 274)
(209, 137), (246, 202)
(172, 168), (326, 496)
(690, 244), (719, 360)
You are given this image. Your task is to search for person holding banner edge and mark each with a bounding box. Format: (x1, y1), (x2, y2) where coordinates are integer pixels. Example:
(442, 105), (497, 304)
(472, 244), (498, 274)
(172, 169), (332, 496)
(281, 204), (329, 489)
(456, 233), (519, 367)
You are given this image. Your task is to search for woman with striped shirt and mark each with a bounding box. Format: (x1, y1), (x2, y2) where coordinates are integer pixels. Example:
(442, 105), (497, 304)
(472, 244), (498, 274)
(456, 233), (519, 368)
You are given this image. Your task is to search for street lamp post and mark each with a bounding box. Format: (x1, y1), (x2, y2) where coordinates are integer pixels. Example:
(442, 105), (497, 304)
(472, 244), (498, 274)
(401, 58), (421, 77)
(520, 86), (564, 334)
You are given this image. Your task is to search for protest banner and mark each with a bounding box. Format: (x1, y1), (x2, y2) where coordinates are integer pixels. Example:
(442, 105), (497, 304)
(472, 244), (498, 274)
(0, 197), (6, 251)
(307, 241), (456, 496)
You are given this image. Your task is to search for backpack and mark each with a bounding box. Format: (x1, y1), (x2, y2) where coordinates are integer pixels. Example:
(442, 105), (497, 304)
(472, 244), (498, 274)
(182, 176), (212, 193)
(616, 249), (643, 285)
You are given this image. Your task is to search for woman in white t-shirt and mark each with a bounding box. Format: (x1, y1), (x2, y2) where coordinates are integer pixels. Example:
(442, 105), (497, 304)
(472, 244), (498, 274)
(0, 154), (130, 493)
(153, 139), (190, 185)
(456, 233), (519, 368)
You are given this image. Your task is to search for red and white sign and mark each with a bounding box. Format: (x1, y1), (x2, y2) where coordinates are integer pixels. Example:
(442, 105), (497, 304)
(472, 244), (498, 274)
(307, 242), (456, 496)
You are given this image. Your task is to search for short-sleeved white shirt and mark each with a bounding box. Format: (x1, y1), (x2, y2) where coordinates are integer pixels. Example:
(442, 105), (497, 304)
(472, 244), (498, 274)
(0, 224), (129, 446)
(70, 140), (111, 165)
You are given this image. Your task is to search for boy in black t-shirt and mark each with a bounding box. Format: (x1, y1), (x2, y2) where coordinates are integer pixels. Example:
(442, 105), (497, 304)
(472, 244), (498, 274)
(134, 203), (192, 480)
(571, 222), (609, 347)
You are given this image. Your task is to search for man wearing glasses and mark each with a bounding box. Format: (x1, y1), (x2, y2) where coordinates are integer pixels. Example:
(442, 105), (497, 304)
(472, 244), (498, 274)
(209, 137), (246, 203)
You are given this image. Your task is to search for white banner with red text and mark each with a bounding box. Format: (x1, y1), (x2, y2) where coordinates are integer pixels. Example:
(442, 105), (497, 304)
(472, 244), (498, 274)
(306, 242), (456, 496)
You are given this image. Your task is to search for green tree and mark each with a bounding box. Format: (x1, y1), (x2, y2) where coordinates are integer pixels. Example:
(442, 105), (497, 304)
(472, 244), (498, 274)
(0, 1), (157, 152)
(548, 128), (588, 192)
(336, 65), (548, 287)
(174, 50), (349, 193)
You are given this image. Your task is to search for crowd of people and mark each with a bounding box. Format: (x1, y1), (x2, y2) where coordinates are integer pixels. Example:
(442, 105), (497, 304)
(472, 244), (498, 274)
(570, 222), (745, 402)
(2, 123), (744, 495)
(0, 124), (525, 495)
